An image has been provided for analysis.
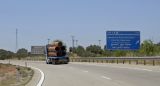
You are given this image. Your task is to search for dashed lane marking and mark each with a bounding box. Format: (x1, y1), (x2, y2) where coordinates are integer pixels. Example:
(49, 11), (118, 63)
(101, 76), (112, 80)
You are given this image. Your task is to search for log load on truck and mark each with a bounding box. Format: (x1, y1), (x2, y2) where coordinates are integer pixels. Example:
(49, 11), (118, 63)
(45, 40), (69, 64)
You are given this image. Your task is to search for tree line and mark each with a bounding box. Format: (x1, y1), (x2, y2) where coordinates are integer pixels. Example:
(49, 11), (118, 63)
(0, 48), (28, 60)
(1, 39), (160, 60)
(69, 40), (160, 57)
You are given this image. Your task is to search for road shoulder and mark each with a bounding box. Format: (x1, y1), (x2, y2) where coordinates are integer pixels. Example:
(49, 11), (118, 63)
(26, 67), (41, 86)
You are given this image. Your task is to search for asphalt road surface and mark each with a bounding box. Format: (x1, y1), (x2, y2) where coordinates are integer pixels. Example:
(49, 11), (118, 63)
(1, 60), (160, 86)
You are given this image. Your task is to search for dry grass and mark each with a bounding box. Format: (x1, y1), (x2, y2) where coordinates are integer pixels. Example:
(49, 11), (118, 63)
(0, 63), (34, 86)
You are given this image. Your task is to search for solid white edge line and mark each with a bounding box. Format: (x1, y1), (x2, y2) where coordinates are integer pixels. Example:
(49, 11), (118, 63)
(31, 67), (45, 86)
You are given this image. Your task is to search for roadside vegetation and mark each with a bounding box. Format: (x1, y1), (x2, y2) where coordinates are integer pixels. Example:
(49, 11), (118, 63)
(69, 40), (160, 57)
(0, 40), (160, 60)
(0, 63), (33, 86)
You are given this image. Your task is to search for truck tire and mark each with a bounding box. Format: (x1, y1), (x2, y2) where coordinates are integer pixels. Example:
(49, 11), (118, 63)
(64, 62), (68, 64)
(46, 59), (52, 64)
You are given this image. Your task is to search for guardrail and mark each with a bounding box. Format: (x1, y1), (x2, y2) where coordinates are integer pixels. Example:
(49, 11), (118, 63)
(70, 57), (160, 66)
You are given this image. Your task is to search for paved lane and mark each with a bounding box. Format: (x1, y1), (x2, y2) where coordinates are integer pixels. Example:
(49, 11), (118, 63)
(29, 61), (160, 86)
(1, 60), (160, 86)
(66, 63), (160, 86)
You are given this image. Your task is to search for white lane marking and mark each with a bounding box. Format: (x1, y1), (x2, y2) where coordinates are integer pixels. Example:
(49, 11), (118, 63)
(112, 66), (153, 72)
(101, 76), (112, 80)
(31, 67), (45, 86)
(82, 70), (89, 73)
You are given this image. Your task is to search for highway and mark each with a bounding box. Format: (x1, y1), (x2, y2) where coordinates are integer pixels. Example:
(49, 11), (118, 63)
(1, 60), (160, 86)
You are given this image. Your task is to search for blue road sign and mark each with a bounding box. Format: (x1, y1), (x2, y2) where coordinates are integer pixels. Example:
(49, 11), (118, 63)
(106, 31), (140, 50)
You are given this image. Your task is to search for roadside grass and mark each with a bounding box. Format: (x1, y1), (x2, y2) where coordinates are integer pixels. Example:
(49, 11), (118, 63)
(0, 63), (34, 86)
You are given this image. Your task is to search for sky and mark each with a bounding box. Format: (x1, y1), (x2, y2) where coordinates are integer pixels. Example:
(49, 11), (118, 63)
(0, 0), (160, 52)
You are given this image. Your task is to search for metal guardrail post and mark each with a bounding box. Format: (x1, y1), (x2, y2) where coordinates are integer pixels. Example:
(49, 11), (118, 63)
(129, 60), (131, 64)
(123, 60), (125, 64)
(153, 60), (155, 66)
(112, 60), (114, 63)
(136, 60), (138, 65)
(101, 59), (103, 63)
(144, 60), (146, 65)
(117, 59), (118, 64)
(106, 60), (108, 63)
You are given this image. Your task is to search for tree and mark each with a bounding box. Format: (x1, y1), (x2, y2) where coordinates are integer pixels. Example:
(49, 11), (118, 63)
(113, 50), (126, 57)
(16, 48), (28, 60)
(69, 47), (73, 52)
(154, 42), (160, 55)
(140, 40), (154, 56)
(0, 49), (14, 60)
(75, 46), (85, 57)
(86, 45), (103, 56)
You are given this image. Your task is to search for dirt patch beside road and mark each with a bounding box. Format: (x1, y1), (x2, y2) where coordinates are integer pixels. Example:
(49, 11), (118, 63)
(0, 63), (34, 86)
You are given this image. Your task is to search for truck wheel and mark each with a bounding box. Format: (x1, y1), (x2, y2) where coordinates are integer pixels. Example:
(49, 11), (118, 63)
(49, 62), (52, 64)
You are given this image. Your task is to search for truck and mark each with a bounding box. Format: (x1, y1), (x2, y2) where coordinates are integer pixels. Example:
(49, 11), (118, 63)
(45, 40), (69, 64)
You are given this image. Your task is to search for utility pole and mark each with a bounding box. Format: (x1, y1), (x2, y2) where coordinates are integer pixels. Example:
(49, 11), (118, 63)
(15, 29), (20, 83)
(16, 29), (18, 53)
(76, 40), (78, 47)
(71, 36), (75, 48)
(47, 39), (50, 44)
(98, 40), (101, 47)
